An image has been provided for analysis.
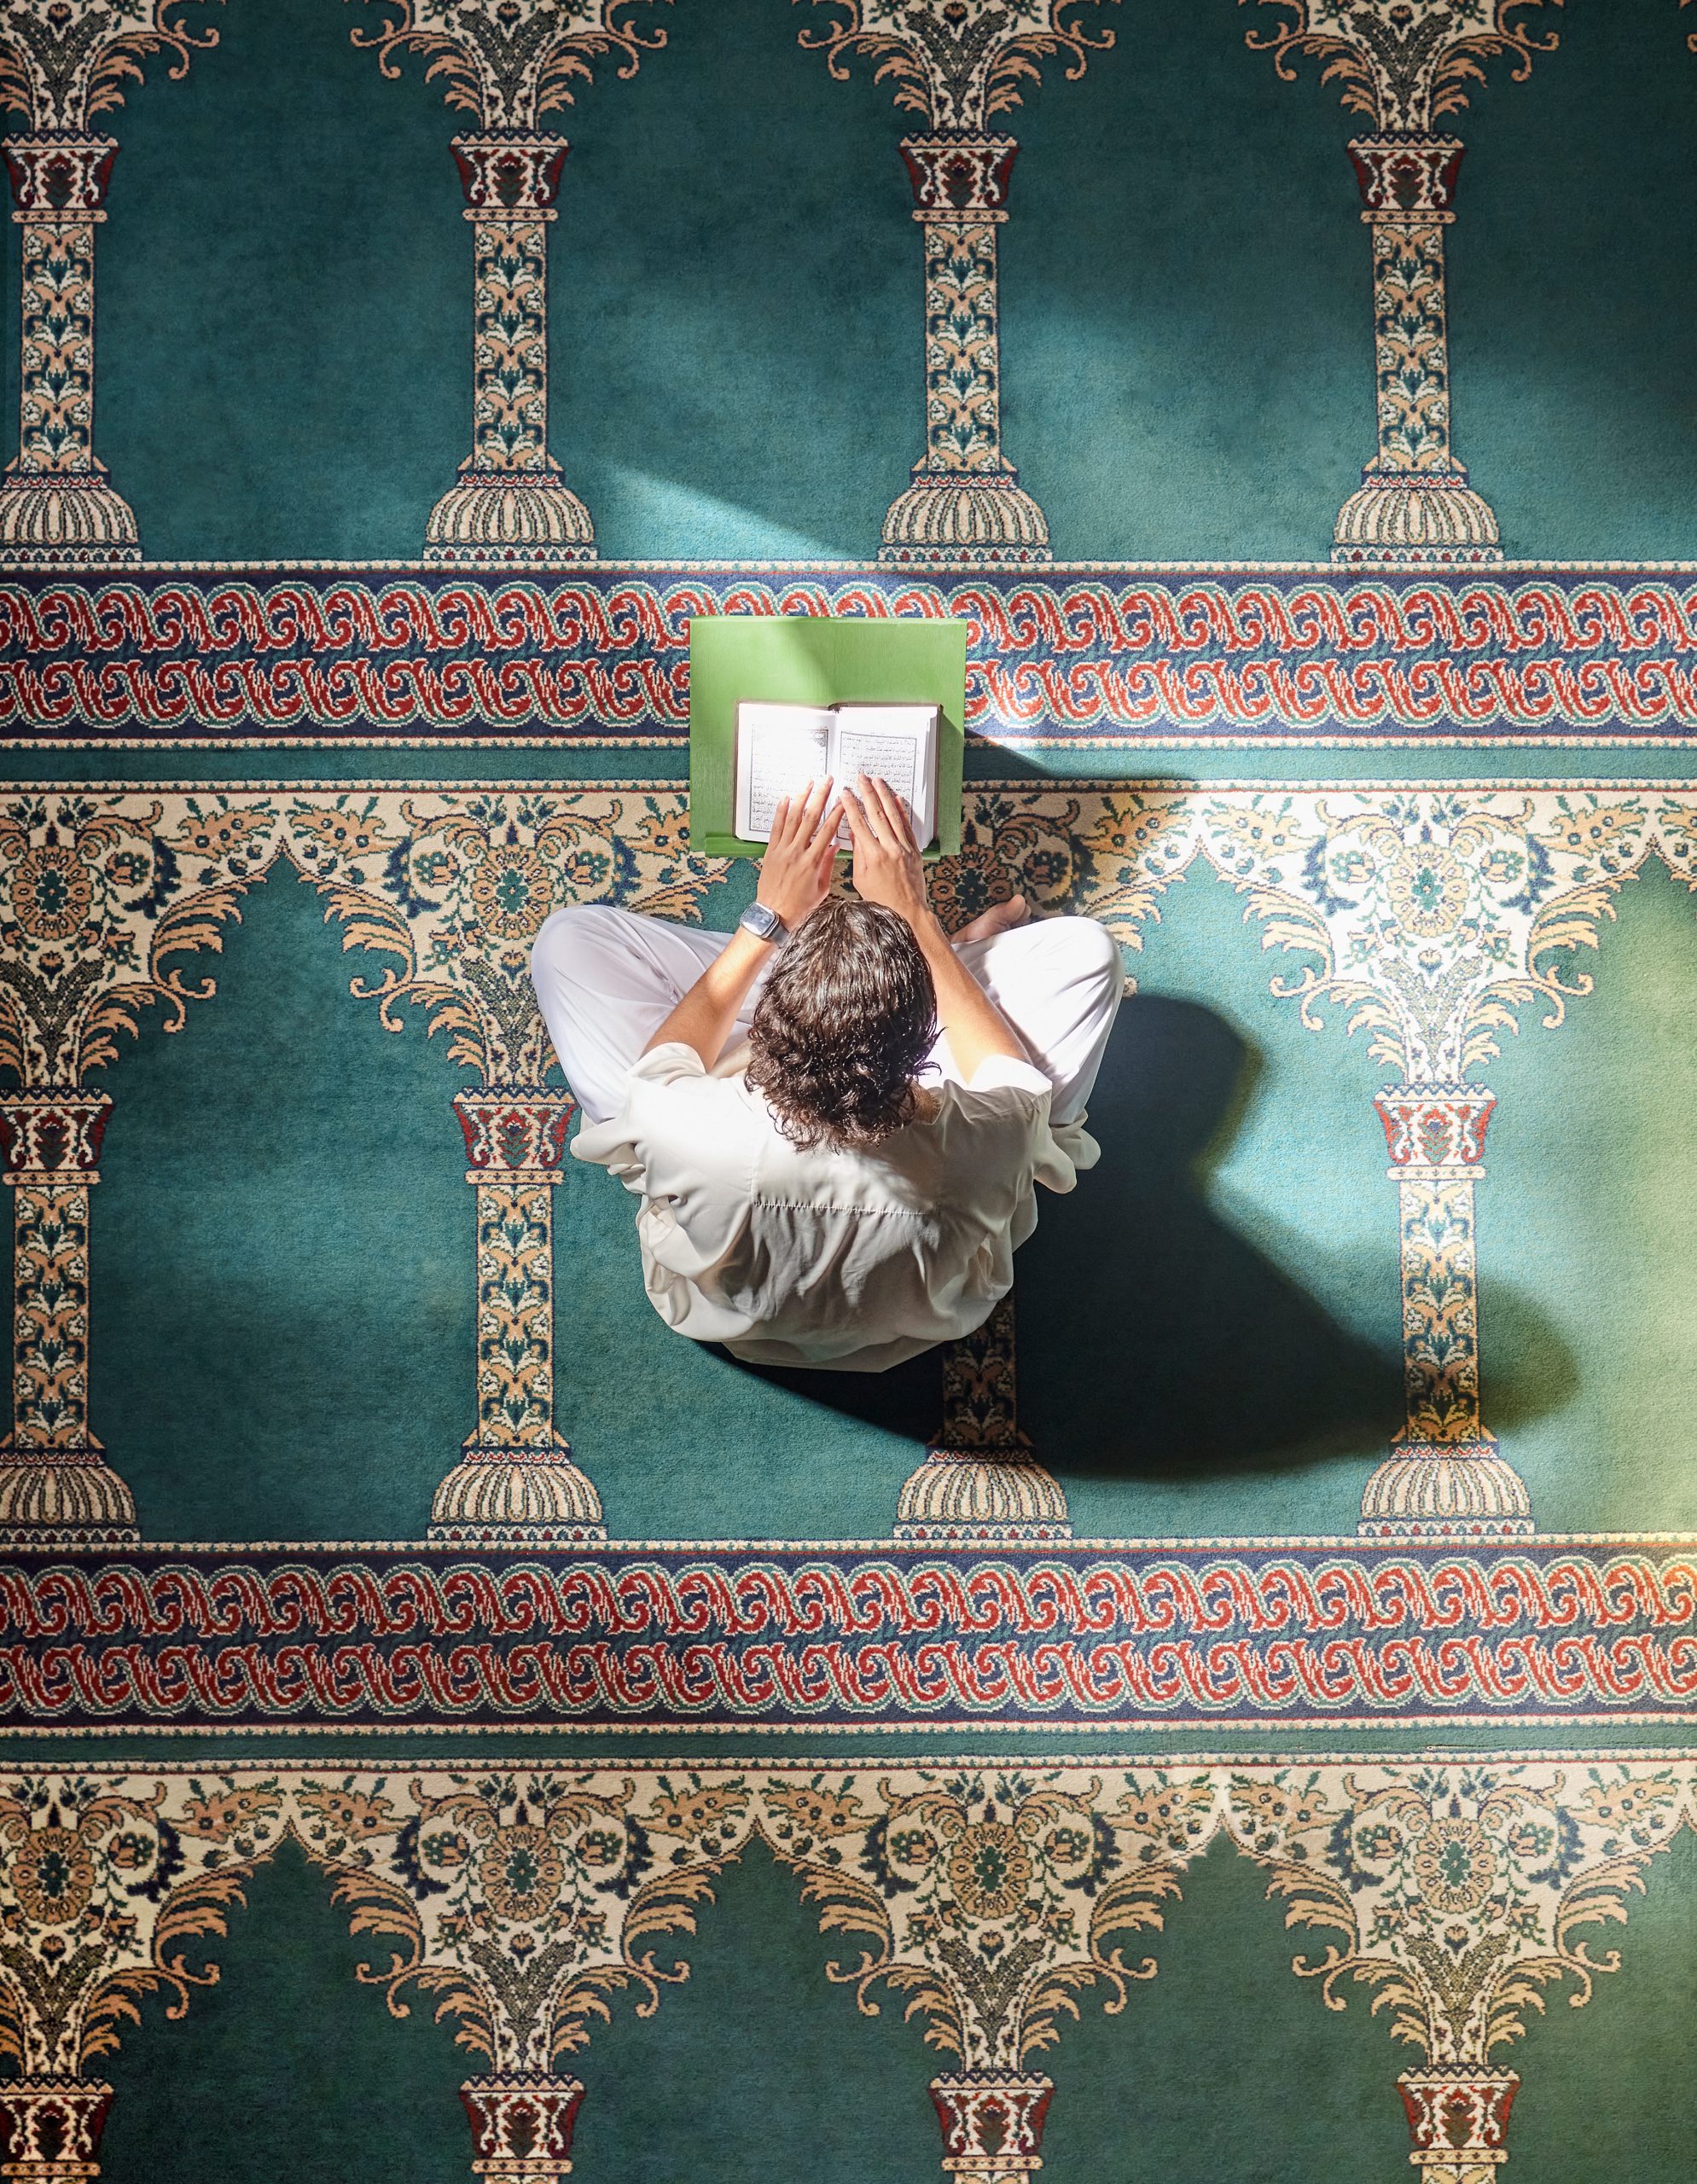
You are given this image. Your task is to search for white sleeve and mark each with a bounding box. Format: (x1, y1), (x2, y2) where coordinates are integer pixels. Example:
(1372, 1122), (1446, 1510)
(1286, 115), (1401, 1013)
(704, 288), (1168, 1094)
(964, 1053), (1055, 1102)
(572, 1042), (715, 1194)
(624, 1039), (709, 1088)
(945, 1057), (1090, 1197)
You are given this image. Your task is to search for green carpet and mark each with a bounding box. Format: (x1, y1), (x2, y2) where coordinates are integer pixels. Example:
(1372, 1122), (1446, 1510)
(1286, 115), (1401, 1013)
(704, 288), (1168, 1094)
(5, 0), (1697, 2178)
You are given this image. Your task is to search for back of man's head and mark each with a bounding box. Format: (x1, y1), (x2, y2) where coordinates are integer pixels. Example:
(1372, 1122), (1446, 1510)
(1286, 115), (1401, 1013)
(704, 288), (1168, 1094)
(747, 894), (939, 1149)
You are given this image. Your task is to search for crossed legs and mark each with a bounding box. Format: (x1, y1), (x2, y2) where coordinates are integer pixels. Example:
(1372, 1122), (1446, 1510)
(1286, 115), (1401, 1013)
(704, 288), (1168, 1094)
(531, 901), (1123, 1127)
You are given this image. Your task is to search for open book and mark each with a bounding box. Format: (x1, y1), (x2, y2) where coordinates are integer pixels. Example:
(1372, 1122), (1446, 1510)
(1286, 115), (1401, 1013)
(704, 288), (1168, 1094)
(734, 700), (939, 849)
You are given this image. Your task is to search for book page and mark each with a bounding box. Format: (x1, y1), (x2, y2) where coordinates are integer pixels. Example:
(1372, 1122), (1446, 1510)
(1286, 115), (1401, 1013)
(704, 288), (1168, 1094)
(831, 706), (938, 848)
(734, 703), (835, 840)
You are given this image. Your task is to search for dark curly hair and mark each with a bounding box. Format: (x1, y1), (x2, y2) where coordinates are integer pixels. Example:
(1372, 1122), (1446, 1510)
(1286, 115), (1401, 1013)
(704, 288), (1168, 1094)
(746, 894), (939, 1148)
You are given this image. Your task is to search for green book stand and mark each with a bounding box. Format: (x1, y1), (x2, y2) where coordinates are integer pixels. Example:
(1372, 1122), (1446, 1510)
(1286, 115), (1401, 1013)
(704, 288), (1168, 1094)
(688, 613), (968, 859)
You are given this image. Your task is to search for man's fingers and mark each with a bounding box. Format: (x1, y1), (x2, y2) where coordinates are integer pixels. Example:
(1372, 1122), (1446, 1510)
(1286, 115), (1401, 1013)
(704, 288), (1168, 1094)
(807, 798), (844, 856)
(769, 793), (792, 846)
(781, 776), (825, 848)
(851, 775), (893, 849)
(868, 772), (915, 847)
(862, 771), (910, 845)
(800, 777), (834, 841)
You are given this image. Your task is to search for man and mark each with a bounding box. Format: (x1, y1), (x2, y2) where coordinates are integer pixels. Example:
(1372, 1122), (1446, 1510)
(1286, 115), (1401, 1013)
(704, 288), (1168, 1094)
(530, 775), (1121, 1372)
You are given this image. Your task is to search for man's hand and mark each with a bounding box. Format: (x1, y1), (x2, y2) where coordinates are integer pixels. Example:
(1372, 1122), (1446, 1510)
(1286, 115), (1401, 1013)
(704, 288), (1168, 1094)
(846, 772), (1031, 1081)
(841, 774), (933, 934)
(642, 777), (840, 1067)
(757, 777), (842, 932)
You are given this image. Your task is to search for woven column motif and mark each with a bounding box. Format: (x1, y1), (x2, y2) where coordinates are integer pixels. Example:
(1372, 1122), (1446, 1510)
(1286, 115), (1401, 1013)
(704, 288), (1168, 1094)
(895, 1294), (1072, 1542)
(799, 1), (1121, 565)
(0, 2), (219, 563)
(0, 1092), (136, 1546)
(454, 135), (567, 473)
(1246, 0), (1563, 563)
(433, 1090), (604, 1543)
(1363, 1085), (1531, 1539)
(1351, 137), (1465, 479)
(888, 131), (1048, 563)
(351, 0), (671, 565)
(8, 137), (109, 462)
(433, 131), (591, 561)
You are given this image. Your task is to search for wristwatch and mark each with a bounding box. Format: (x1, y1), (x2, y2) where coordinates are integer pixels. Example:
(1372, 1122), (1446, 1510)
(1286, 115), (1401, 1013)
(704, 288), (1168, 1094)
(738, 900), (788, 944)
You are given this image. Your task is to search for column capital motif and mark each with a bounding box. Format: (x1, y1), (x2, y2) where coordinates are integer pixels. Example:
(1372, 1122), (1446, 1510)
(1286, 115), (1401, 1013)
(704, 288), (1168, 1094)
(3, 135), (118, 218)
(0, 2078), (113, 2184)
(450, 132), (569, 220)
(1243, 1), (1560, 138)
(899, 131), (1018, 218)
(454, 1088), (575, 1180)
(0, 1089), (113, 1180)
(930, 2075), (1054, 2184)
(1398, 2072), (1519, 2181)
(1347, 132), (1464, 219)
(1373, 1082), (1494, 1173)
(460, 2074), (584, 2184)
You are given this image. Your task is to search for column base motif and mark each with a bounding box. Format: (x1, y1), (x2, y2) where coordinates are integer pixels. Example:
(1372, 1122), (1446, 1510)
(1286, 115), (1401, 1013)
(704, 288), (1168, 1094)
(428, 1444), (606, 1546)
(0, 464), (138, 565)
(899, 1298), (1070, 1542)
(425, 470), (596, 566)
(0, 1446), (137, 1547)
(1333, 468), (1501, 566)
(1359, 1439), (1534, 1541)
(880, 470), (1050, 566)
(895, 1447), (1072, 1543)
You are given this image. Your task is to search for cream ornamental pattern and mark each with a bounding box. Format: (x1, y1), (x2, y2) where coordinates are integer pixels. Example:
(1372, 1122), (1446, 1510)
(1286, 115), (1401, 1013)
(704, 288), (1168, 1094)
(1245, 0), (1562, 566)
(799, 0), (1120, 568)
(0, 784), (727, 1545)
(1, 779), (1695, 1546)
(0, 0), (221, 564)
(0, 1756), (1688, 2184)
(348, 0), (672, 567)
(22, 7), (1697, 564)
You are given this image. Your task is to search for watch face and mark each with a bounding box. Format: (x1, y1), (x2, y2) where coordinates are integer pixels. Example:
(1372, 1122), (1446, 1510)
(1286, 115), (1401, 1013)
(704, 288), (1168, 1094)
(743, 903), (781, 937)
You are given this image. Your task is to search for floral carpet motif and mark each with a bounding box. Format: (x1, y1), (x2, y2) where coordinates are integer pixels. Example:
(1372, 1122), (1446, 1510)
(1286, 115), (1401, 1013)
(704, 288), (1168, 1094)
(3, 738), (1697, 2184)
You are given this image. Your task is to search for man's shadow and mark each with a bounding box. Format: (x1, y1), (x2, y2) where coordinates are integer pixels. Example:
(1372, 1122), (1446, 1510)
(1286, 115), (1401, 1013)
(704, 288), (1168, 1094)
(720, 995), (1406, 1476)
(1015, 995), (1404, 1478)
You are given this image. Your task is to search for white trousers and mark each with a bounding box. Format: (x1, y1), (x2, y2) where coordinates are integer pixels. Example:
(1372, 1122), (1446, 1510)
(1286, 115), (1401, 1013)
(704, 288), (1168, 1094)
(531, 902), (1124, 1128)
